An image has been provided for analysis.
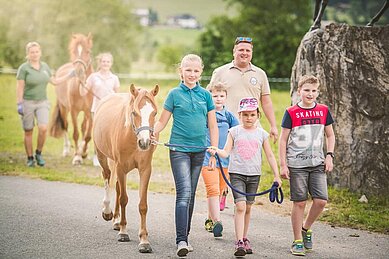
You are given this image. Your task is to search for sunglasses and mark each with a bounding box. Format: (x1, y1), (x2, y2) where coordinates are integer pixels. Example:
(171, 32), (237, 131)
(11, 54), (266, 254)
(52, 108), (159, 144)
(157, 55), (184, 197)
(235, 37), (253, 45)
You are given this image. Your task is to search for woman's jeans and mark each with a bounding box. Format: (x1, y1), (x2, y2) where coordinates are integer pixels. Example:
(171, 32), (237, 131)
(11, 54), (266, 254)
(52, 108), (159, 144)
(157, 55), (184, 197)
(169, 150), (205, 244)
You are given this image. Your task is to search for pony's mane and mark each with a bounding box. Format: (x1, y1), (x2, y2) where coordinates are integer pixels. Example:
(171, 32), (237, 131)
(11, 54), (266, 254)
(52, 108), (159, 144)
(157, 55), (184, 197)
(68, 34), (91, 61)
(125, 88), (156, 128)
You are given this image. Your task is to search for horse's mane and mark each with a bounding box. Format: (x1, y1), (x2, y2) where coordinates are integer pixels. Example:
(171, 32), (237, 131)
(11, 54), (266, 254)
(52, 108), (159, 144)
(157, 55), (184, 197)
(125, 88), (156, 128)
(68, 33), (92, 61)
(132, 89), (155, 115)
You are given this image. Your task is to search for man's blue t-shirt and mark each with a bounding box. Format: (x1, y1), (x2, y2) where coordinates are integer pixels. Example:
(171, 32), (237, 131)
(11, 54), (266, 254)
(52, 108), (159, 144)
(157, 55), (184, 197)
(164, 82), (215, 152)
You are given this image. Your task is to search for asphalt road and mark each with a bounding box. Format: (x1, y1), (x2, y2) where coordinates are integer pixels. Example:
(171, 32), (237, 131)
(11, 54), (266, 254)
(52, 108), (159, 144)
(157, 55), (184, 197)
(0, 175), (388, 259)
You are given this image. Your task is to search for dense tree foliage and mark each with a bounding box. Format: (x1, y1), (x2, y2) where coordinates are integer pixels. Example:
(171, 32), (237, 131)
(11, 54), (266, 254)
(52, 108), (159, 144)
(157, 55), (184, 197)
(198, 0), (312, 78)
(0, 0), (141, 72)
(198, 0), (389, 78)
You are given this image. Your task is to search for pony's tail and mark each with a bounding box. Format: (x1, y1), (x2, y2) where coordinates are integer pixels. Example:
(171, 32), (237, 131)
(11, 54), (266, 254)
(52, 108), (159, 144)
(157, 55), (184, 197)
(49, 102), (66, 138)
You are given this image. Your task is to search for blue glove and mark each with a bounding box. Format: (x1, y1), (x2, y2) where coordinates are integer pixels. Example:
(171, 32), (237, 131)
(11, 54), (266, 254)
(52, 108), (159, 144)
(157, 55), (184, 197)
(17, 103), (23, 115)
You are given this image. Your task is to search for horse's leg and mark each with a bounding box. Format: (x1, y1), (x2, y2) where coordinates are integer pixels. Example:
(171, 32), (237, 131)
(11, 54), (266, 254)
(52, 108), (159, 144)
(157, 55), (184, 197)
(70, 110), (82, 165)
(101, 155), (113, 221)
(59, 104), (71, 157)
(81, 111), (92, 159)
(63, 132), (71, 157)
(137, 163), (153, 253)
(112, 180), (121, 231)
(106, 158), (121, 231)
(116, 167), (129, 242)
(310, 0), (328, 31)
(367, 1), (389, 26)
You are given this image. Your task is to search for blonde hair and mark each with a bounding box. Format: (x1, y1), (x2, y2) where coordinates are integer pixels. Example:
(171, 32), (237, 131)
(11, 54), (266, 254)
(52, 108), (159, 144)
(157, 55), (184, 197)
(298, 75), (319, 89)
(25, 41), (41, 59)
(207, 81), (228, 94)
(96, 52), (113, 70)
(180, 54), (204, 69)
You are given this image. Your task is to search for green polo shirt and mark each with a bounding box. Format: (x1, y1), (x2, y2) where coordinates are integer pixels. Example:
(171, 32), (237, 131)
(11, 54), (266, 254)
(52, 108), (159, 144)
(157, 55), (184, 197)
(164, 82), (215, 152)
(16, 61), (52, 100)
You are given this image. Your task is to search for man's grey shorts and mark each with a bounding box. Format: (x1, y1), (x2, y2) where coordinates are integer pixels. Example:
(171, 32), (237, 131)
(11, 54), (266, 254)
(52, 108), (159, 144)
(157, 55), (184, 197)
(21, 100), (50, 130)
(230, 173), (261, 204)
(289, 165), (328, 201)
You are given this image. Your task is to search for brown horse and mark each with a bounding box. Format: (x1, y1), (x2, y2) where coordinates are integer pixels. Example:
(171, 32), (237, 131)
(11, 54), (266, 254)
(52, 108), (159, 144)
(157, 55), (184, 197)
(311, 0), (389, 31)
(49, 33), (94, 165)
(94, 84), (159, 253)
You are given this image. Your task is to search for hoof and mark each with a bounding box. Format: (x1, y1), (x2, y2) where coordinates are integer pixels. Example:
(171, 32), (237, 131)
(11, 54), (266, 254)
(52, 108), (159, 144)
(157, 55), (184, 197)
(113, 222), (120, 231)
(81, 153), (88, 159)
(138, 243), (152, 253)
(118, 233), (130, 242)
(72, 156), (82, 165)
(102, 211), (113, 221)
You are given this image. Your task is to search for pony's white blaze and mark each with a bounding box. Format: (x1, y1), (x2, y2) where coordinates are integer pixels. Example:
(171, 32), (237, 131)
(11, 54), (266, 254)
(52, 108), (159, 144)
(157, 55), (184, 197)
(138, 101), (154, 140)
(77, 44), (83, 57)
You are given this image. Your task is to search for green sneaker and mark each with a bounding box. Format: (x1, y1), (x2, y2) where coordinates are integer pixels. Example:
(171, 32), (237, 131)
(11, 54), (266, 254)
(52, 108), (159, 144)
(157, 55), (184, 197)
(302, 229), (313, 250)
(26, 159), (35, 167)
(212, 221), (223, 237)
(35, 154), (45, 167)
(204, 218), (213, 232)
(291, 240), (305, 256)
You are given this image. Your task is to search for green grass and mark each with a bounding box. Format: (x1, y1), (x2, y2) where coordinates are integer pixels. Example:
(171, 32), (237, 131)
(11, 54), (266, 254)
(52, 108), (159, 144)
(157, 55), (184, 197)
(1, 74), (388, 234)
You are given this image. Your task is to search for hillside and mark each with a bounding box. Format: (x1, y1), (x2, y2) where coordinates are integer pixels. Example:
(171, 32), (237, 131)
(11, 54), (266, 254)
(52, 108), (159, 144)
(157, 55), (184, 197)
(130, 0), (236, 25)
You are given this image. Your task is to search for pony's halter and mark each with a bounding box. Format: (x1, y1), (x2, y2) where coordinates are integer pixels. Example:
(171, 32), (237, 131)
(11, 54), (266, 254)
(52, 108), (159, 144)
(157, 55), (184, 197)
(130, 112), (154, 136)
(73, 58), (91, 72)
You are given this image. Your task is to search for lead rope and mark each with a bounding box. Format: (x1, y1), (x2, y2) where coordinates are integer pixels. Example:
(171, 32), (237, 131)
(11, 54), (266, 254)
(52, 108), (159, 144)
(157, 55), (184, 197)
(152, 141), (283, 204)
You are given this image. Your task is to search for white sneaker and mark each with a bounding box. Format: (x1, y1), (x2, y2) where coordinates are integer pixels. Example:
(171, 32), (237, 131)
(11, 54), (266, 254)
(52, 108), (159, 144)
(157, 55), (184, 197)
(93, 155), (100, 167)
(176, 241), (189, 257)
(187, 242), (193, 252)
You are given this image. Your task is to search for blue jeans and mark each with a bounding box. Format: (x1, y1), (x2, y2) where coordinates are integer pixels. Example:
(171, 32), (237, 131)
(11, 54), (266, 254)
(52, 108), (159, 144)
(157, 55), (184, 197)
(169, 150), (205, 244)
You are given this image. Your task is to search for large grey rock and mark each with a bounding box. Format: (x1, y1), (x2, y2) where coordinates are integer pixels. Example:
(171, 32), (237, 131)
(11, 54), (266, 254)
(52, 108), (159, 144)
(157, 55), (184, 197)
(290, 23), (389, 197)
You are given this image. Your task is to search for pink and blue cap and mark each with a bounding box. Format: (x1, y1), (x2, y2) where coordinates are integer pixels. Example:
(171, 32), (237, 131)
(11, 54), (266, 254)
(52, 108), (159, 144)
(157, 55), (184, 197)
(238, 97), (259, 113)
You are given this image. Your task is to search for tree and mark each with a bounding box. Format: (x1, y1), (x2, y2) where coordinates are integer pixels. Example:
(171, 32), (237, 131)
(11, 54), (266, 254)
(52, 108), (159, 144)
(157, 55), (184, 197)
(0, 0), (141, 72)
(198, 0), (312, 78)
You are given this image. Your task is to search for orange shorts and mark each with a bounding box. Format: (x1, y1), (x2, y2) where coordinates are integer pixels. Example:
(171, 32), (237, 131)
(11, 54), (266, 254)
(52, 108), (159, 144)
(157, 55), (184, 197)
(201, 166), (229, 198)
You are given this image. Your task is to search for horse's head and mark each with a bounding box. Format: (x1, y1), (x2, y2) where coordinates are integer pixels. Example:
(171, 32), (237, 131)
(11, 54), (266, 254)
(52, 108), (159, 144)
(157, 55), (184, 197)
(69, 32), (93, 83)
(129, 84), (159, 151)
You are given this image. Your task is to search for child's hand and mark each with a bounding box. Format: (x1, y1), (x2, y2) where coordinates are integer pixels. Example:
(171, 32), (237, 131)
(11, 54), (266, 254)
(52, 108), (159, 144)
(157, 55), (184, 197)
(325, 156), (334, 172)
(150, 132), (159, 145)
(280, 165), (290, 179)
(273, 176), (282, 188)
(208, 155), (216, 169)
(207, 146), (217, 156)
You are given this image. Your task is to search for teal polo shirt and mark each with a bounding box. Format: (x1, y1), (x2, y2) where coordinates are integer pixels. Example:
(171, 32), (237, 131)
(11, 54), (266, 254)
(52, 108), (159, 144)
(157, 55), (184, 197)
(164, 82), (215, 152)
(16, 61), (52, 100)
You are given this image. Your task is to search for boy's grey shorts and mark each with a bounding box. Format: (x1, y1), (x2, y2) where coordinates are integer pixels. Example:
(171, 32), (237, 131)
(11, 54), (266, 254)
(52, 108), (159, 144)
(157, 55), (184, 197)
(230, 173), (261, 204)
(289, 165), (328, 201)
(21, 100), (50, 130)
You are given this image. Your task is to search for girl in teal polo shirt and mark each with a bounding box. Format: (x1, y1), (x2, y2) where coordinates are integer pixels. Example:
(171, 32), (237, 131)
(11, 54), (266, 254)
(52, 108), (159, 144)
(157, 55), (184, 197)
(152, 54), (218, 257)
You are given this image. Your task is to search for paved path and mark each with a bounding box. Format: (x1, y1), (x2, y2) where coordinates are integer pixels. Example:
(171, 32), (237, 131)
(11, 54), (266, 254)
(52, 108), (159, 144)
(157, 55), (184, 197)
(0, 176), (388, 258)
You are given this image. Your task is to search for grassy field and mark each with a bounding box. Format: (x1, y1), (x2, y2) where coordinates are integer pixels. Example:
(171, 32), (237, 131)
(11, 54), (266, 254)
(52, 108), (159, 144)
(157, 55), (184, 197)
(0, 74), (388, 234)
(130, 0), (236, 25)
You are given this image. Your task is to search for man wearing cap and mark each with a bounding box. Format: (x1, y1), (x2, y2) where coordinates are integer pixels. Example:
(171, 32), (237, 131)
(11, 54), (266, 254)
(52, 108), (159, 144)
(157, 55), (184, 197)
(207, 37), (278, 143)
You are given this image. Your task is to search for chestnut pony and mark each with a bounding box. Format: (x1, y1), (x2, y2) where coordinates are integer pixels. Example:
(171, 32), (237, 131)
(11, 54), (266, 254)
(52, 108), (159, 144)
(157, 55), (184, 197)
(94, 84), (159, 253)
(49, 33), (93, 165)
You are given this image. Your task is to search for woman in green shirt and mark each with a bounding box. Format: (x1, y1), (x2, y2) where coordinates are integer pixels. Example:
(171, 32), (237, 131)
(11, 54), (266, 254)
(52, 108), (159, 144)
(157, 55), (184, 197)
(16, 41), (71, 167)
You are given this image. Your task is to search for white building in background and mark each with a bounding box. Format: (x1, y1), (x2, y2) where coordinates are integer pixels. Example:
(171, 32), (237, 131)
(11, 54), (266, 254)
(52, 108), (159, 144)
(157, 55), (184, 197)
(133, 8), (151, 26)
(166, 14), (200, 29)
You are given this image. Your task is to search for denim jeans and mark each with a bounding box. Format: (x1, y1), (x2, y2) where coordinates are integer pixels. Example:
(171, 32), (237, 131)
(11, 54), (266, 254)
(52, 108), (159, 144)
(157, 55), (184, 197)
(169, 150), (205, 244)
